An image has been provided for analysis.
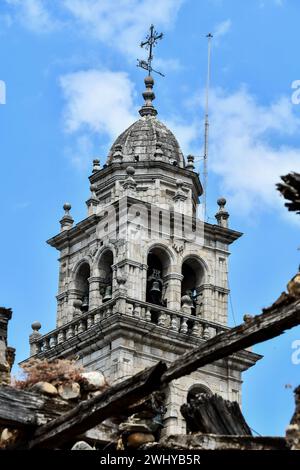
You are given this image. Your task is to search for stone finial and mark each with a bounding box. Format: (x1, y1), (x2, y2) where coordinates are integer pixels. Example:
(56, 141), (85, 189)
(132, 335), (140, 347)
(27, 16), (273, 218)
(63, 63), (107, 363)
(86, 184), (99, 216)
(29, 321), (42, 356)
(112, 144), (123, 163)
(215, 197), (229, 228)
(154, 142), (164, 160)
(60, 203), (74, 232)
(139, 75), (157, 117)
(92, 159), (101, 173)
(31, 321), (41, 332)
(123, 166), (137, 191)
(186, 155), (195, 171)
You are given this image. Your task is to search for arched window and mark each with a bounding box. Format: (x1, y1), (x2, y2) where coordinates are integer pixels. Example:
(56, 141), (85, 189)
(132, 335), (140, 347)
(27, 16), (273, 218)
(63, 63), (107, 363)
(181, 257), (204, 315)
(146, 246), (171, 306)
(75, 262), (90, 311)
(185, 384), (212, 433)
(187, 384), (212, 403)
(98, 250), (113, 302)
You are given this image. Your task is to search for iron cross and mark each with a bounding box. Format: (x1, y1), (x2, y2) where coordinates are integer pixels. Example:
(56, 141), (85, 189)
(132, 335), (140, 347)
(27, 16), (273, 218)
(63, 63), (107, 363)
(137, 24), (164, 77)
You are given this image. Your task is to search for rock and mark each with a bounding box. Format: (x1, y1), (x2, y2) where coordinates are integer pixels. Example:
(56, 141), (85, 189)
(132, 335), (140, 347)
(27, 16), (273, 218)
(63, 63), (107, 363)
(0, 428), (20, 447)
(126, 432), (155, 448)
(87, 390), (102, 400)
(31, 381), (58, 396)
(81, 371), (106, 391)
(287, 272), (300, 298)
(58, 382), (80, 400)
(71, 441), (95, 450)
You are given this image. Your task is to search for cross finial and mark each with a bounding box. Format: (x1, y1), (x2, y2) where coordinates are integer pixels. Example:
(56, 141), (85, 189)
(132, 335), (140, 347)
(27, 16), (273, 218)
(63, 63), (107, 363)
(137, 24), (164, 77)
(138, 25), (164, 117)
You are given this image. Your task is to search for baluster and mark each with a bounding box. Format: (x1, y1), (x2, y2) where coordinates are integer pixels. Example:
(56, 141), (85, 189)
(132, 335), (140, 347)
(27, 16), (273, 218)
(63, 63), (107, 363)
(87, 313), (94, 329)
(170, 314), (179, 331)
(43, 337), (50, 350)
(57, 329), (65, 344)
(202, 325), (210, 340)
(66, 324), (74, 340)
(133, 304), (141, 318)
(94, 310), (101, 323)
(105, 307), (112, 318)
(158, 311), (166, 327)
(180, 317), (188, 334)
(192, 320), (201, 336)
(145, 308), (151, 322)
(50, 334), (57, 348)
(78, 319), (86, 334)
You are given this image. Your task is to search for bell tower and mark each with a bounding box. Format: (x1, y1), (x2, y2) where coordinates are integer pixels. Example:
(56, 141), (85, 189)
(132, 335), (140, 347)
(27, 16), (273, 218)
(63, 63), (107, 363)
(28, 27), (261, 436)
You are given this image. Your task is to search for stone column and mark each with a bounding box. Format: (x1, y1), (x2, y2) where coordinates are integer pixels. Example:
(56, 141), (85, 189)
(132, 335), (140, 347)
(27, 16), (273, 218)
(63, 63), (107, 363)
(67, 289), (82, 321)
(88, 276), (101, 309)
(197, 284), (214, 322)
(164, 273), (183, 311)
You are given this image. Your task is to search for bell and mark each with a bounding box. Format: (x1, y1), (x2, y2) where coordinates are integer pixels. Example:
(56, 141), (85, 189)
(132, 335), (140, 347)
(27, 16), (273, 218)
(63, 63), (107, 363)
(81, 295), (89, 311)
(150, 280), (162, 305)
(150, 280), (161, 294)
(103, 285), (112, 302)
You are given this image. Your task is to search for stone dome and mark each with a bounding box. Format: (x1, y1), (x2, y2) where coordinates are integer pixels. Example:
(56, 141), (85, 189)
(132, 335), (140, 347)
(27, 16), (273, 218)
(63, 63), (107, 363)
(107, 115), (185, 167)
(107, 74), (185, 168)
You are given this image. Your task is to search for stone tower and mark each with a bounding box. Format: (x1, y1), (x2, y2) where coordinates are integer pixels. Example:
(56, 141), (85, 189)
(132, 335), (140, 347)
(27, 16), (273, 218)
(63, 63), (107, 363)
(28, 73), (260, 436)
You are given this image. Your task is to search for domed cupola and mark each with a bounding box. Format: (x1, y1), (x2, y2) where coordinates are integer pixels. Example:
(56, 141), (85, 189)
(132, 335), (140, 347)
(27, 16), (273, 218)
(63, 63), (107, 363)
(107, 75), (185, 168)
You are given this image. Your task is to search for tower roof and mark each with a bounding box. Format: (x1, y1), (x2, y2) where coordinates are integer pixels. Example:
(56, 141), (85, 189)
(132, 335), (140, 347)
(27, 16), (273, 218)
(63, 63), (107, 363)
(107, 75), (185, 168)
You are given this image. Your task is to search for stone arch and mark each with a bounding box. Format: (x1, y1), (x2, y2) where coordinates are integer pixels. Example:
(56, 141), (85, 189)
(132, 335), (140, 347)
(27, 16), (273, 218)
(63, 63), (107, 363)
(187, 383), (212, 402)
(145, 244), (174, 306)
(185, 383), (212, 433)
(181, 255), (207, 315)
(73, 260), (91, 311)
(98, 248), (114, 302)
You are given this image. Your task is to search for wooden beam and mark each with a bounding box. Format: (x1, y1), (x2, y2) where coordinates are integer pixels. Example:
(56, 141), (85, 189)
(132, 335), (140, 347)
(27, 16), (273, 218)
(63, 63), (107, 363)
(27, 361), (167, 449)
(181, 393), (252, 436)
(0, 386), (71, 428)
(161, 298), (300, 384)
(156, 434), (288, 451)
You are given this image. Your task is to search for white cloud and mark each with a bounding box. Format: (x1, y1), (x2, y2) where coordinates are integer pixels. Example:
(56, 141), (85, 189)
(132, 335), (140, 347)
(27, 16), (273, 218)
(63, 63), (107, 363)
(213, 19), (231, 43)
(59, 69), (136, 139)
(5, 0), (184, 57)
(61, 0), (184, 57)
(208, 87), (300, 217)
(5, 0), (59, 33)
(164, 117), (200, 156)
(59, 69), (138, 168)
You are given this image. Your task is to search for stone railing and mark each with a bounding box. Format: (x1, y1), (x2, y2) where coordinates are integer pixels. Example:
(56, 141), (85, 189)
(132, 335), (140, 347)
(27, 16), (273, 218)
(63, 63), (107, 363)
(29, 296), (229, 356)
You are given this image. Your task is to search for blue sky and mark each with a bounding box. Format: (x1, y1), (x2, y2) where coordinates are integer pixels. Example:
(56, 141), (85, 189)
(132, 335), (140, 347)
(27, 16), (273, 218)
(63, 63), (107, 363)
(1, 0), (300, 436)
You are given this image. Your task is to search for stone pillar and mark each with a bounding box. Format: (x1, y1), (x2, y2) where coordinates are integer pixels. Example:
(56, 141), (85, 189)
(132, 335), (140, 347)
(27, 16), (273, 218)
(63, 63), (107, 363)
(29, 321), (42, 356)
(0, 307), (15, 385)
(198, 284), (214, 322)
(164, 273), (183, 311)
(86, 184), (99, 216)
(88, 276), (101, 309)
(67, 289), (82, 321)
(215, 198), (229, 228)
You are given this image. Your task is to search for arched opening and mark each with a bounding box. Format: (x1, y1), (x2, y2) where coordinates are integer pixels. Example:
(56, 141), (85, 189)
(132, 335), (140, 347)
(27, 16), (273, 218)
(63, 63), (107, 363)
(185, 384), (212, 433)
(187, 384), (212, 404)
(75, 262), (90, 311)
(98, 250), (114, 302)
(146, 246), (171, 307)
(181, 257), (204, 315)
